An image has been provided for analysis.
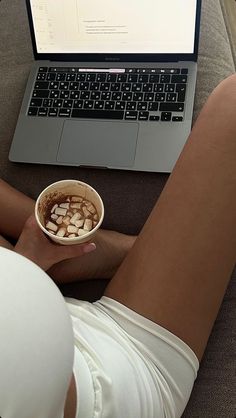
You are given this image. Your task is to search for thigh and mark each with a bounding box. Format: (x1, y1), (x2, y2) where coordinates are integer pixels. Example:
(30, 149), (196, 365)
(105, 74), (236, 361)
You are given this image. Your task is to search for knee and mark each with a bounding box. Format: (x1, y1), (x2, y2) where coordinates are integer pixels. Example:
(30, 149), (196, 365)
(213, 73), (236, 98)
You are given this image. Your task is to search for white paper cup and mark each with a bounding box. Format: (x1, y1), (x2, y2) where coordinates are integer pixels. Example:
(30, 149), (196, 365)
(35, 179), (104, 245)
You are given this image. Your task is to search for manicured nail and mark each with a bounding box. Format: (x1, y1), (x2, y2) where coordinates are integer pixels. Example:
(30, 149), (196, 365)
(83, 243), (96, 254)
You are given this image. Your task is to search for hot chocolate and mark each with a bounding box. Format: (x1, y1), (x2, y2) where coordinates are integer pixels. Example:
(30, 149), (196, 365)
(44, 195), (99, 238)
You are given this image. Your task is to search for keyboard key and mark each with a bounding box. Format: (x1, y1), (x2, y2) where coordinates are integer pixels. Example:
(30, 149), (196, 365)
(133, 92), (143, 101)
(107, 74), (117, 82)
(84, 100), (94, 109)
(132, 83), (142, 92)
(49, 90), (60, 98)
(138, 111), (149, 121)
(71, 109), (124, 119)
(60, 91), (70, 99)
(176, 83), (187, 92)
(63, 100), (73, 108)
(166, 93), (177, 102)
(48, 108), (58, 117)
(144, 93), (154, 101)
(43, 99), (52, 107)
(66, 73), (76, 81)
(86, 73), (96, 82)
(142, 83), (153, 92)
(38, 107), (48, 116)
(165, 84), (175, 93)
(137, 102), (147, 110)
(149, 75), (160, 83)
(70, 82), (79, 90)
(115, 101), (125, 110)
(76, 73), (86, 81)
(159, 102), (184, 112)
(148, 102), (158, 111)
(138, 75), (149, 83)
(39, 67), (48, 72)
(110, 83), (120, 92)
(30, 98), (42, 107)
(122, 83), (132, 92)
(160, 75), (171, 83)
(80, 91), (90, 100)
(161, 112), (172, 121)
(96, 73), (106, 82)
(177, 91), (186, 102)
(128, 74), (138, 82)
(172, 116), (183, 122)
(149, 115), (160, 121)
(28, 107), (38, 116)
(100, 82), (110, 91)
(126, 102), (136, 111)
(181, 69), (189, 74)
(32, 90), (49, 98)
(34, 81), (49, 90)
(94, 101), (104, 109)
(59, 108), (71, 117)
(122, 92), (133, 101)
(70, 91), (80, 99)
(60, 82), (69, 90)
(101, 92), (111, 100)
(49, 81), (59, 89)
(73, 100), (83, 109)
(154, 84), (164, 92)
(105, 101), (115, 110)
(46, 73), (56, 81)
(90, 82), (100, 91)
(155, 93), (165, 102)
(171, 75), (188, 83)
(56, 73), (66, 81)
(117, 74), (127, 82)
(53, 99), (63, 108)
(36, 73), (46, 80)
(91, 91), (101, 100)
(111, 92), (122, 101)
(80, 82), (89, 90)
(125, 111), (137, 120)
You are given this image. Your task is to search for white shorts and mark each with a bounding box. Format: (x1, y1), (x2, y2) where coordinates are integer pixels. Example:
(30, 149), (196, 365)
(67, 296), (199, 418)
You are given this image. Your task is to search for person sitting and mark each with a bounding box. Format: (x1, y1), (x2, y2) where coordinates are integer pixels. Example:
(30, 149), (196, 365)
(1, 74), (236, 418)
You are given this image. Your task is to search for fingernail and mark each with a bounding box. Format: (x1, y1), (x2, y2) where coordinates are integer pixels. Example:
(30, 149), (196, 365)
(83, 243), (96, 254)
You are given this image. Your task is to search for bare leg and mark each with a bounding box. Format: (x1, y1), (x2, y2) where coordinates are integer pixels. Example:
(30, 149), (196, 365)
(48, 229), (135, 282)
(0, 179), (35, 239)
(105, 74), (236, 361)
(0, 235), (13, 250)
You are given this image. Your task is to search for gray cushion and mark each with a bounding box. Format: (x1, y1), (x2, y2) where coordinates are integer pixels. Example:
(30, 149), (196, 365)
(0, 1), (235, 417)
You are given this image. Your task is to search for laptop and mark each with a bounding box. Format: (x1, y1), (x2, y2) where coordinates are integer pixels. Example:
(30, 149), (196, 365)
(9, 0), (202, 173)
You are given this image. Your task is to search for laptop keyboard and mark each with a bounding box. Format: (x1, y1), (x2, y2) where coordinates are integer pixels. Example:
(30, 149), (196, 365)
(28, 67), (188, 122)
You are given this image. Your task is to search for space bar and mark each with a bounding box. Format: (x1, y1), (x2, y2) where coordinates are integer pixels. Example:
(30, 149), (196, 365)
(71, 109), (124, 119)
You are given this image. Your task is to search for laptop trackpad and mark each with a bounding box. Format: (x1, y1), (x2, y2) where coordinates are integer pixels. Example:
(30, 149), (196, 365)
(57, 120), (138, 167)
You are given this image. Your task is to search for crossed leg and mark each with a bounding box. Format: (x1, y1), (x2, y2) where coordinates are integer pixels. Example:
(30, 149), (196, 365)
(105, 74), (236, 361)
(0, 179), (135, 283)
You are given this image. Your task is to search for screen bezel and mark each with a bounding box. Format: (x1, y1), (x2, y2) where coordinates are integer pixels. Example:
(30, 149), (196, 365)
(26, 0), (202, 63)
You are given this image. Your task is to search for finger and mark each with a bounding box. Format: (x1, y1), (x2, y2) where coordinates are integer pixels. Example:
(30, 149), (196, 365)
(57, 242), (97, 261)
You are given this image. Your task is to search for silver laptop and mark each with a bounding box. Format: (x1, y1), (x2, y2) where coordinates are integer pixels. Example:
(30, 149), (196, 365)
(9, 0), (202, 173)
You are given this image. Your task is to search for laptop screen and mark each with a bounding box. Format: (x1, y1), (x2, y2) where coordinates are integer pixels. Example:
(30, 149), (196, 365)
(30, 0), (197, 55)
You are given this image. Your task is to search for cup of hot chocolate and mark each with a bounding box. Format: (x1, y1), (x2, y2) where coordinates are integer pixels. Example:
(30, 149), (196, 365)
(35, 179), (104, 245)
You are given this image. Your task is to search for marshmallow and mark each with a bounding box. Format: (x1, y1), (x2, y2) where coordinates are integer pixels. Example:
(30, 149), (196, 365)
(46, 221), (58, 232)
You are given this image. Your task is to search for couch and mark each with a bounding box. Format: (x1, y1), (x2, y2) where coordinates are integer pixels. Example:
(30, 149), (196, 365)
(0, 0), (235, 416)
